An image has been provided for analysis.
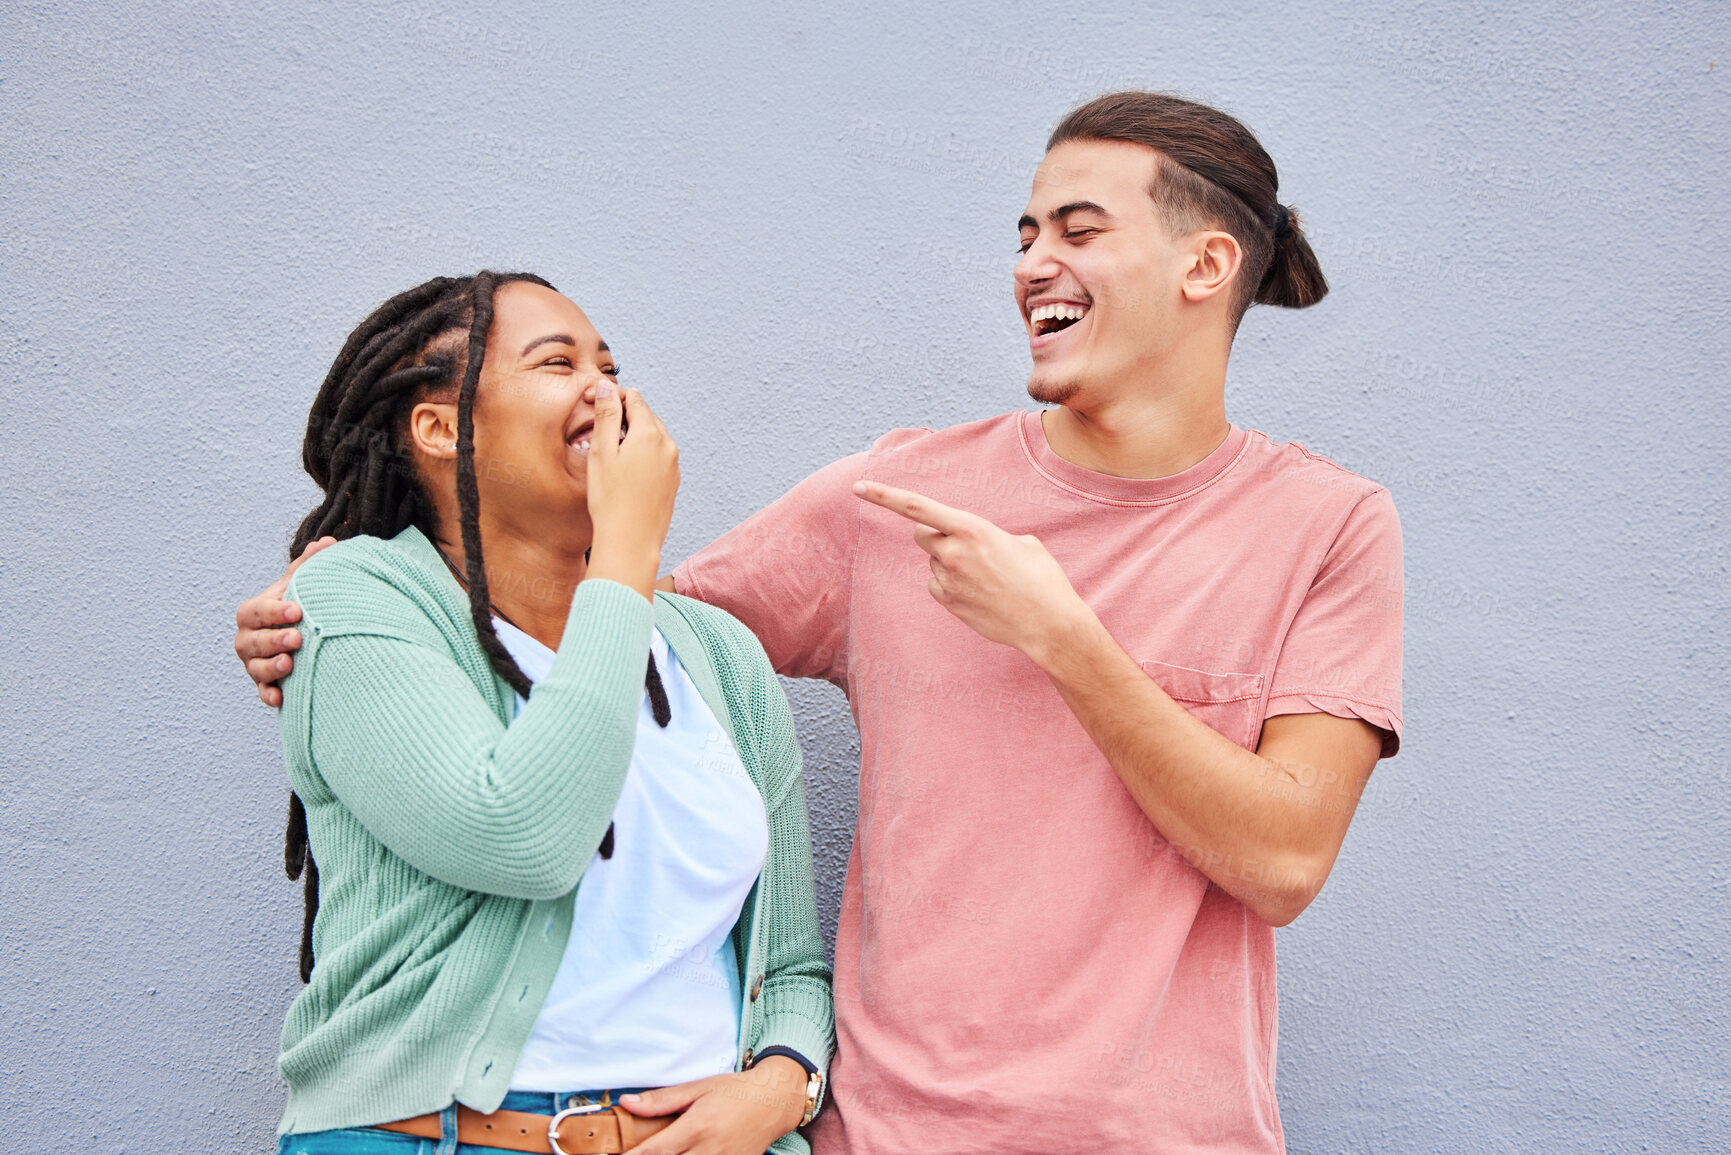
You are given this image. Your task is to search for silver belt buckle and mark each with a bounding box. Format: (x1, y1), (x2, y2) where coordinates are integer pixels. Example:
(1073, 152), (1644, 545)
(547, 1101), (610, 1155)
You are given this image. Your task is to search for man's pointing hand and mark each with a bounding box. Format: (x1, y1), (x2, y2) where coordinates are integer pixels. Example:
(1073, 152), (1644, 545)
(852, 479), (1092, 660)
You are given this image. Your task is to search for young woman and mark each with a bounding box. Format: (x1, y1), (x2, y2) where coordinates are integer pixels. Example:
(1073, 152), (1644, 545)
(268, 272), (830, 1155)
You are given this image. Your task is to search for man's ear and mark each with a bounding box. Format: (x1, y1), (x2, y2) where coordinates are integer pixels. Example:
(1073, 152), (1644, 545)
(409, 401), (459, 460)
(1180, 230), (1243, 305)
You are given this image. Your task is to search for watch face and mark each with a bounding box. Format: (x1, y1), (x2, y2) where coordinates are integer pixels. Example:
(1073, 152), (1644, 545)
(801, 1072), (823, 1126)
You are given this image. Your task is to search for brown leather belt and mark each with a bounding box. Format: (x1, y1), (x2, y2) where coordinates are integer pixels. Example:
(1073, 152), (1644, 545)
(376, 1103), (676, 1154)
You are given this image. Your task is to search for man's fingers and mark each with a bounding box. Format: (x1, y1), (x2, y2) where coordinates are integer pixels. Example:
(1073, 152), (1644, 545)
(245, 653), (294, 687)
(235, 542), (326, 710)
(235, 595), (302, 633)
(257, 536), (337, 604)
(288, 536), (338, 575)
(852, 480), (975, 535)
(237, 594), (302, 631)
(237, 537), (327, 631)
(236, 624), (303, 662)
(912, 524), (947, 556)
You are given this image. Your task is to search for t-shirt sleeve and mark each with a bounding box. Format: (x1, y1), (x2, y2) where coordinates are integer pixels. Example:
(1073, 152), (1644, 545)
(672, 451), (866, 682)
(1266, 487), (1405, 757)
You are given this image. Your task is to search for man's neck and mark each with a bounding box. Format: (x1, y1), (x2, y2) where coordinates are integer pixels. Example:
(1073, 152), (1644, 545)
(1040, 380), (1231, 481)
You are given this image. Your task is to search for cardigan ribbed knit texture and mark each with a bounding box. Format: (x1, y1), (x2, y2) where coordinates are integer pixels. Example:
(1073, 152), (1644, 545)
(275, 527), (833, 1149)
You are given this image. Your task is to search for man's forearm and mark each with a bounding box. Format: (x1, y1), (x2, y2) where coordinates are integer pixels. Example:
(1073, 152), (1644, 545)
(846, 479), (1383, 924)
(1026, 609), (1359, 925)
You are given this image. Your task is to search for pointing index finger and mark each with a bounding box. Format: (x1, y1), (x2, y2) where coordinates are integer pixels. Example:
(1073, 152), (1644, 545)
(852, 480), (973, 535)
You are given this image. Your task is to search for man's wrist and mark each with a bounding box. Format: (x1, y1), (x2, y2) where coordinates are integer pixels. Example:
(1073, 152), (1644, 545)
(1021, 594), (1104, 673)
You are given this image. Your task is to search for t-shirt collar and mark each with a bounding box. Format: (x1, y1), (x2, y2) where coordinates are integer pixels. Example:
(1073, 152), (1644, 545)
(1017, 410), (1249, 506)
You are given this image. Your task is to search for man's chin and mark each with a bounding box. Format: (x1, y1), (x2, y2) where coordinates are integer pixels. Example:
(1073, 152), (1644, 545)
(1027, 372), (1081, 406)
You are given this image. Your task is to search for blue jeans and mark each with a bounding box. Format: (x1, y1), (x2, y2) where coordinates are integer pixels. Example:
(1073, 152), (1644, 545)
(277, 1089), (651, 1154)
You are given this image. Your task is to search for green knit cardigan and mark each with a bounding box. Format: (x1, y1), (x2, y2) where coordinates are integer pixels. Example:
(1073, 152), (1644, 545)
(275, 526), (833, 1149)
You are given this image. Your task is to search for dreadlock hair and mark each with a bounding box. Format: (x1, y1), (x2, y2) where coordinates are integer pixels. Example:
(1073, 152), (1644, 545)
(283, 270), (670, 982)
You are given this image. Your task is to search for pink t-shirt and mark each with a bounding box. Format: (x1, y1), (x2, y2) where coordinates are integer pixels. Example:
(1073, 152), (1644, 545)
(675, 412), (1403, 1154)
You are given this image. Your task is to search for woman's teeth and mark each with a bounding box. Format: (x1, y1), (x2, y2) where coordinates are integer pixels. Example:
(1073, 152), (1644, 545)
(1029, 302), (1090, 335)
(569, 433), (592, 454)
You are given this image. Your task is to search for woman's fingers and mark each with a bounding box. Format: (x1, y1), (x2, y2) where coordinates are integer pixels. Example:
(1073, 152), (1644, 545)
(590, 380), (624, 460)
(601, 387), (678, 490)
(623, 1065), (805, 1155)
(619, 1076), (712, 1117)
(583, 383), (679, 601)
(621, 1114), (702, 1155)
(619, 386), (670, 440)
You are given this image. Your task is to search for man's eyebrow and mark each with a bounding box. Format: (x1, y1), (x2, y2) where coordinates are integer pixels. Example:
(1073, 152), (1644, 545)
(1049, 200), (1110, 222)
(1019, 201), (1112, 231)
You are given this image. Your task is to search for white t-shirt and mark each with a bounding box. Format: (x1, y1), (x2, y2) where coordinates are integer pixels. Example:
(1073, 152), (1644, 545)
(495, 618), (769, 1092)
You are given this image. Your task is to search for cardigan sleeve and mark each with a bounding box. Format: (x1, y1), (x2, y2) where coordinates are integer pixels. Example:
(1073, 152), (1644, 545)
(282, 563), (653, 900)
(718, 615), (837, 1083)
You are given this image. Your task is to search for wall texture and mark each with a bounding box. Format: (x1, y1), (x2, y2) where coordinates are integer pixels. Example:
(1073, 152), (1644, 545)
(2, 2), (1726, 1151)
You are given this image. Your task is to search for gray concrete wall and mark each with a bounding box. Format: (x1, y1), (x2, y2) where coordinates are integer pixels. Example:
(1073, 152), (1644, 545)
(3, 2), (1726, 1150)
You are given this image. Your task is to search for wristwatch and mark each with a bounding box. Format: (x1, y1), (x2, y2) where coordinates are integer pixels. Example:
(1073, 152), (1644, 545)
(747, 1046), (825, 1127)
(798, 1067), (824, 1128)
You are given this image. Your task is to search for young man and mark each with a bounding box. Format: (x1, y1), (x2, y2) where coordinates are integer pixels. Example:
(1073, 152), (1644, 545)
(239, 92), (1401, 1152)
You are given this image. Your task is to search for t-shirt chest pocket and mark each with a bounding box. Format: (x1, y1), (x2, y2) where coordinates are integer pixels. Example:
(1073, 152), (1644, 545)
(1137, 659), (1266, 751)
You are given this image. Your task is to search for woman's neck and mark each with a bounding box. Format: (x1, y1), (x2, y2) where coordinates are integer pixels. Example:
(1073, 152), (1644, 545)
(433, 518), (592, 652)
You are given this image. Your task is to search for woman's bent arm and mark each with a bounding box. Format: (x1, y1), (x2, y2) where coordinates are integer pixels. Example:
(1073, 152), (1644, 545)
(699, 611), (834, 1080)
(283, 563), (652, 900)
(750, 666), (835, 1075)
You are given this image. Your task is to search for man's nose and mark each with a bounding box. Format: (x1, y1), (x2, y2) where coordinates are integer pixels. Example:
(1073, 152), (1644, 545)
(1015, 239), (1059, 286)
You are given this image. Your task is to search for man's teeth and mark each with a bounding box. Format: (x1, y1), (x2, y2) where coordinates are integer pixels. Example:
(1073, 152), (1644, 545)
(1029, 303), (1089, 324)
(1029, 303), (1091, 334)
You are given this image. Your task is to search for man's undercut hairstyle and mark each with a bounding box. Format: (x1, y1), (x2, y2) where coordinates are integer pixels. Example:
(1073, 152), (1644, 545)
(283, 271), (669, 982)
(1047, 91), (1328, 323)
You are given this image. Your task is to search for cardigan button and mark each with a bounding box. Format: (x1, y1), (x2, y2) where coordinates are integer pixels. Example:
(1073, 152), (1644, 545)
(742, 1048), (754, 1069)
(749, 974), (764, 1002)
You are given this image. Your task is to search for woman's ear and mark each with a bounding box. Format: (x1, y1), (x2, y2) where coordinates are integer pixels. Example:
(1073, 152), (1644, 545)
(1180, 230), (1244, 305)
(409, 401), (460, 460)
